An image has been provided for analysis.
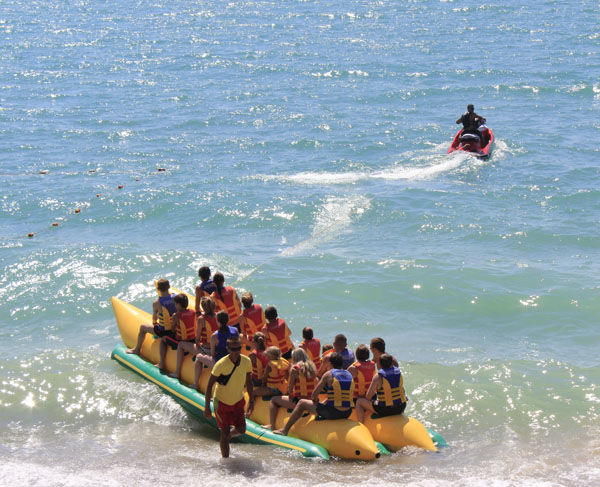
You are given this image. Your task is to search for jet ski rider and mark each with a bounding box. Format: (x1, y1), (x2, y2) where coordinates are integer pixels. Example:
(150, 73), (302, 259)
(456, 104), (486, 136)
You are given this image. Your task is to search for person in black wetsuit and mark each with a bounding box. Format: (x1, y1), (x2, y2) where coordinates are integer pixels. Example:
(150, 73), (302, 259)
(456, 104), (486, 136)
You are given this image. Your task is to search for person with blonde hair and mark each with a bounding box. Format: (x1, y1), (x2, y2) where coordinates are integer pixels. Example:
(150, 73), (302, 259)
(253, 346), (290, 397)
(263, 348), (318, 431)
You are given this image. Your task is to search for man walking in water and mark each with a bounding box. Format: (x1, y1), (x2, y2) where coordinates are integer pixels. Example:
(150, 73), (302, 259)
(204, 336), (254, 458)
(456, 104), (485, 135)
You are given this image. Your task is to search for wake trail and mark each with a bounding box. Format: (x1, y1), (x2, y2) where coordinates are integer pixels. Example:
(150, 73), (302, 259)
(281, 195), (371, 257)
(264, 143), (493, 186)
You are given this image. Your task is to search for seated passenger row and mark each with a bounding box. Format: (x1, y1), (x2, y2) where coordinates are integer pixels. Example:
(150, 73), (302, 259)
(125, 269), (407, 432)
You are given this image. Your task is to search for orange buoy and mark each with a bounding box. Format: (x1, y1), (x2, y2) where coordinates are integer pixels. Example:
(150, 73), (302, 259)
(28, 233), (35, 237)
(96, 194), (101, 197)
(75, 209), (81, 214)
(117, 185), (123, 189)
(52, 222), (59, 227)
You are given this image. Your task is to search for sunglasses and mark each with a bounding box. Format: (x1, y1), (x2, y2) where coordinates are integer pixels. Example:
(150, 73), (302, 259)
(228, 345), (242, 352)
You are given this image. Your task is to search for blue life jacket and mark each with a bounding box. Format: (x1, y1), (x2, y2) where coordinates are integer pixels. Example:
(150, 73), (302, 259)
(157, 294), (177, 331)
(377, 366), (407, 407)
(325, 369), (354, 408)
(215, 326), (239, 361)
(341, 348), (355, 370)
(200, 279), (217, 295)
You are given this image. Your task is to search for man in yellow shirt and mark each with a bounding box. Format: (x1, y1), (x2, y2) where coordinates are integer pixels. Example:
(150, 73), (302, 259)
(204, 336), (254, 458)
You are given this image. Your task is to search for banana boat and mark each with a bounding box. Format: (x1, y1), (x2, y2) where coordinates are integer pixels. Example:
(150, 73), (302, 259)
(112, 291), (446, 457)
(111, 297), (382, 460)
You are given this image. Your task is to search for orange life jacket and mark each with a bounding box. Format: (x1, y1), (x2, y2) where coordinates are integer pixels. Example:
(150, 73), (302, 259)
(291, 363), (317, 399)
(266, 357), (290, 394)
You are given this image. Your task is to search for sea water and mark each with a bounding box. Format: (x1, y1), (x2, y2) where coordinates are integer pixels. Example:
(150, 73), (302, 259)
(1, 0), (599, 485)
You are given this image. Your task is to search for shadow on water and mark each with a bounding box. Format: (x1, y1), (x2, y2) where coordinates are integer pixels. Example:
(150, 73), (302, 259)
(218, 456), (264, 477)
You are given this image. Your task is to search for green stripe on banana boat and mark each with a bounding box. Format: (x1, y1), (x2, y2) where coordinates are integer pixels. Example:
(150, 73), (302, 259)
(111, 344), (329, 460)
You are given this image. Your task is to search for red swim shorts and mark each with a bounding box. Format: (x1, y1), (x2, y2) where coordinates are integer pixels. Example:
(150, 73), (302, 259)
(214, 398), (246, 431)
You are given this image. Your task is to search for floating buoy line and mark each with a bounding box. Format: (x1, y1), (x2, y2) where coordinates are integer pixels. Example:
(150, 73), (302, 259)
(7, 167), (361, 277)
(1, 168), (170, 242)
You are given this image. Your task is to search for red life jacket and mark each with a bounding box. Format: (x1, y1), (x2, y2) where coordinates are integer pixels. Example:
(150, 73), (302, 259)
(242, 304), (266, 341)
(198, 313), (218, 346)
(300, 338), (322, 370)
(211, 286), (242, 324)
(250, 349), (268, 382)
(352, 360), (376, 398)
(175, 309), (196, 341)
(261, 318), (293, 354)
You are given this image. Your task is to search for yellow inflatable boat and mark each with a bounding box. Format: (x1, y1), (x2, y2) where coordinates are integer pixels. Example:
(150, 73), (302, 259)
(111, 290), (446, 458)
(111, 296), (382, 460)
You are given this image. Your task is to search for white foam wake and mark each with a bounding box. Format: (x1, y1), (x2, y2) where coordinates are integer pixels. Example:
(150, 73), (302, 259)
(281, 194), (371, 256)
(372, 152), (472, 180)
(266, 143), (494, 186)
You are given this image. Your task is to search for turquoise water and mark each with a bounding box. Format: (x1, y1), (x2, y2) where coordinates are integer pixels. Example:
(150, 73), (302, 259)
(1, 0), (599, 484)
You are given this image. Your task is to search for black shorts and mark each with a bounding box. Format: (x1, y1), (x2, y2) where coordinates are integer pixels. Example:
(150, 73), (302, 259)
(164, 336), (194, 350)
(372, 401), (406, 417)
(153, 325), (173, 338)
(316, 403), (352, 420)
